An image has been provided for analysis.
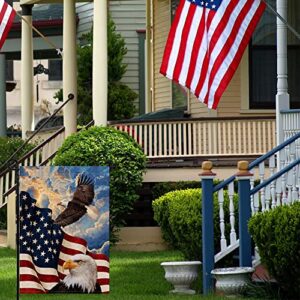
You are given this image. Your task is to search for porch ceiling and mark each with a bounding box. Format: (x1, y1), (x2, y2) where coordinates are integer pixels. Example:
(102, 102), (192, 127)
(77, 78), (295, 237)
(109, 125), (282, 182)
(20, 0), (92, 4)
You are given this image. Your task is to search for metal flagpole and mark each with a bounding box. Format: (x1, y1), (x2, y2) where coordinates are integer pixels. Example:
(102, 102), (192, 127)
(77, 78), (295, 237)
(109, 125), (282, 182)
(263, 1), (300, 41)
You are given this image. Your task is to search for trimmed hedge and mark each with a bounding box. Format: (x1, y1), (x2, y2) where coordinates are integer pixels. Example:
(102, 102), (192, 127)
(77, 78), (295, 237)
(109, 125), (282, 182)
(53, 126), (147, 242)
(248, 202), (300, 299)
(153, 188), (238, 260)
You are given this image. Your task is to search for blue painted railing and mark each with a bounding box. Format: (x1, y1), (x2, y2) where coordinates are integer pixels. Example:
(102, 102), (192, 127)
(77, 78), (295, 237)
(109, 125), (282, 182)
(201, 131), (300, 294)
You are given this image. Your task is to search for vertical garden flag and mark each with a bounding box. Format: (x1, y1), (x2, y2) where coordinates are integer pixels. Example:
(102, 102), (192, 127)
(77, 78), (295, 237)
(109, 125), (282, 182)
(160, 0), (266, 109)
(19, 166), (110, 294)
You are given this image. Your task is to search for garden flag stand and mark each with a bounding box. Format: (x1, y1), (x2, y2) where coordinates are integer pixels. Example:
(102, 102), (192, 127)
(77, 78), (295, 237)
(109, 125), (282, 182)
(0, 94), (74, 300)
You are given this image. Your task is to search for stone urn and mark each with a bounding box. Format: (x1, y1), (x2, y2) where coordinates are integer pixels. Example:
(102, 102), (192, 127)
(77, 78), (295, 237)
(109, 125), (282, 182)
(211, 267), (255, 297)
(161, 261), (201, 294)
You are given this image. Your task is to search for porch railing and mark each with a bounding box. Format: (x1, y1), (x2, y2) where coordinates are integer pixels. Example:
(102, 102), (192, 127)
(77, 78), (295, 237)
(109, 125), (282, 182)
(110, 116), (276, 158)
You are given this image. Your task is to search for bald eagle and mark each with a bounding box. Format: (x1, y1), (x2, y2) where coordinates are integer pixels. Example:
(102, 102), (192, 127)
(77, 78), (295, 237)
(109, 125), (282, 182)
(54, 175), (95, 227)
(50, 254), (101, 293)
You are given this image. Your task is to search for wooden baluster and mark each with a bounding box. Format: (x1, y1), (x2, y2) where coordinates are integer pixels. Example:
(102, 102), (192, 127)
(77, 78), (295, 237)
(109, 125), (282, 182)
(144, 124), (148, 156)
(173, 123), (177, 156)
(168, 123), (172, 156)
(286, 170), (293, 205)
(5, 172), (9, 194)
(265, 185), (271, 211)
(228, 182), (236, 245)
(183, 123), (187, 156)
(163, 124), (167, 156)
(213, 122), (217, 155)
(250, 175), (255, 214)
(254, 193), (260, 213)
(193, 123), (197, 155)
(218, 189), (227, 251)
(269, 155), (276, 208)
(188, 123), (192, 156)
(153, 123), (156, 157)
(276, 178), (282, 206)
(259, 162), (266, 211)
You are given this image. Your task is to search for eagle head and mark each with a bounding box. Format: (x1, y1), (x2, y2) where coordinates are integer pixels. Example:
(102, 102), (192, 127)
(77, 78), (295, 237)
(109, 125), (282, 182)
(62, 254), (97, 293)
(73, 175), (95, 206)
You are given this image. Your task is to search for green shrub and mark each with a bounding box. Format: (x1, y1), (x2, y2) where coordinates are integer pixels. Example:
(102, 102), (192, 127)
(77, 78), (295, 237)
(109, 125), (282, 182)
(248, 202), (300, 299)
(0, 205), (7, 230)
(0, 137), (36, 166)
(153, 188), (238, 260)
(152, 180), (221, 199)
(53, 126), (147, 242)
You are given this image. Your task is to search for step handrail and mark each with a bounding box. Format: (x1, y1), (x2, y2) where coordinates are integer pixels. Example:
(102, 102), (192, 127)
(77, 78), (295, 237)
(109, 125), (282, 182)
(213, 131), (300, 192)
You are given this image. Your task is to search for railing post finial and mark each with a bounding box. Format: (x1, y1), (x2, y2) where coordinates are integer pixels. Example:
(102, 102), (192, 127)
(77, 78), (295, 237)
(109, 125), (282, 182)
(201, 160), (216, 176)
(236, 160), (252, 176)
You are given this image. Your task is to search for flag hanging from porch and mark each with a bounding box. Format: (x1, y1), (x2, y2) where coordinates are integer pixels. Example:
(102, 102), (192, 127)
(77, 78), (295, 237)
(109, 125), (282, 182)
(0, 0), (16, 50)
(19, 166), (110, 294)
(160, 0), (266, 109)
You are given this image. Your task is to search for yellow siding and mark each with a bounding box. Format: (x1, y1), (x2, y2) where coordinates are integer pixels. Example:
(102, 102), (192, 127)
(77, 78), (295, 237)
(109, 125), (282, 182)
(153, 0), (172, 111)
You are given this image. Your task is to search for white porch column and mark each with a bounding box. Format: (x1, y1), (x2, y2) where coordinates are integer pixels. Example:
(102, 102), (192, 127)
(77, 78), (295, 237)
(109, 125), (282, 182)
(63, 0), (77, 136)
(93, 0), (107, 125)
(21, 5), (34, 139)
(276, 0), (289, 145)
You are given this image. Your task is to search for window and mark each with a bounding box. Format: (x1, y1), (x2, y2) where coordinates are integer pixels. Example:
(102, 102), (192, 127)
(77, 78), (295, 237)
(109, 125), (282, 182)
(48, 59), (62, 81)
(250, 0), (300, 109)
(171, 0), (187, 109)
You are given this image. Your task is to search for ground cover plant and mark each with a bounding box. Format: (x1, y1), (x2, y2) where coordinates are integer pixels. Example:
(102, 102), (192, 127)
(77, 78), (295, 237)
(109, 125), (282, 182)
(0, 247), (246, 300)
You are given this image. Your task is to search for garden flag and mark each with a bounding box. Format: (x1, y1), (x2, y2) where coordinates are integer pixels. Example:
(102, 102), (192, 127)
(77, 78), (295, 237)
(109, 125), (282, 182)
(19, 166), (110, 294)
(160, 0), (266, 109)
(0, 0), (16, 50)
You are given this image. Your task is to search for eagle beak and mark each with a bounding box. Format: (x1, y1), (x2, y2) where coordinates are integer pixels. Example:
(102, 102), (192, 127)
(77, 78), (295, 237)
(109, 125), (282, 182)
(63, 260), (78, 271)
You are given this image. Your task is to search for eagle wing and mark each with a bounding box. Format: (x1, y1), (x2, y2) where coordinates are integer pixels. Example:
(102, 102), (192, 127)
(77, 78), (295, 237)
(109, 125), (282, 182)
(54, 202), (87, 227)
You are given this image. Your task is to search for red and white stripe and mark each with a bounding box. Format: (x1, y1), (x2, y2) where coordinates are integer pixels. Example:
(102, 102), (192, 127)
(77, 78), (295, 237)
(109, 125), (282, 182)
(160, 0), (266, 109)
(0, 0), (15, 50)
(20, 232), (110, 294)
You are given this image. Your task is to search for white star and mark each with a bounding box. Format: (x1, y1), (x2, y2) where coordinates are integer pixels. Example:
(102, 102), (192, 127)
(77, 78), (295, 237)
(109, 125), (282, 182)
(48, 247), (52, 252)
(37, 245), (41, 250)
(56, 239), (60, 244)
(33, 239), (37, 244)
(37, 228), (41, 233)
(48, 212), (51, 217)
(23, 241), (27, 246)
(53, 249), (57, 254)
(45, 258), (50, 263)
(34, 256), (38, 261)
(26, 232), (31, 237)
(32, 221), (37, 226)
(23, 225), (27, 230)
(24, 205), (28, 210)
(20, 236), (23, 240)
(44, 223), (48, 228)
(53, 230), (56, 235)
(40, 234), (45, 239)
(36, 211), (41, 216)
(47, 230), (51, 235)
(40, 216), (45, 222)
(22, 195), (27, 200)
(44, 240), (49, 245)
(212, 4), (216, 8)
(20, 216), (24, 222)
(27, 213), (31, 218)
(41, 251), (45, 257)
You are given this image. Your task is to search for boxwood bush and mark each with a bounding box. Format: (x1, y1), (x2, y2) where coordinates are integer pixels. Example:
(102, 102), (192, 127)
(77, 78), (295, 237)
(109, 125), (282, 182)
(53, 126), (147, 242)
(152, 188), (238, 260)
(248, 202), (300, 299)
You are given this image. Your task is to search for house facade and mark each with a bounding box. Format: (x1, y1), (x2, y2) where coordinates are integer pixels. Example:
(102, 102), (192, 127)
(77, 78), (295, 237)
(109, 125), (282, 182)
(4, 1), (146, 130)
(151, 0), (300, 118)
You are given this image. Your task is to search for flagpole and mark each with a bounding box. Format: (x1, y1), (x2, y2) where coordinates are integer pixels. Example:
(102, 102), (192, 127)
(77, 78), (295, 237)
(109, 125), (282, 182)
(263, 0), (300, 41)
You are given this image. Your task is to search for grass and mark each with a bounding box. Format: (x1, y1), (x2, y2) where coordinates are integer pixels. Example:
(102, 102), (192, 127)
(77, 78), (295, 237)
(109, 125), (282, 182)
(0, 247), (243, 300)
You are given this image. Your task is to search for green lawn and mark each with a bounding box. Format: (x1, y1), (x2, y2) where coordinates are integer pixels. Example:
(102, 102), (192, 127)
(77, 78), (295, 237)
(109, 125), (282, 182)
(0, 247), (241, 300)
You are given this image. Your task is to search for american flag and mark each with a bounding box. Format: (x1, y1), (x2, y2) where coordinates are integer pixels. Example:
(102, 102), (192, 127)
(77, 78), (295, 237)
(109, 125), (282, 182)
(19, 191), (110, 294)
(0, 0), (15, 50)
(160, 0), (266, 109)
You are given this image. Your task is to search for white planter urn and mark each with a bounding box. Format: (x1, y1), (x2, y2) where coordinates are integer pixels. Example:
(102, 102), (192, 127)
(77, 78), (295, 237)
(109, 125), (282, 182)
(161, 261), (201, 294)
(211, 267), (254, 297)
